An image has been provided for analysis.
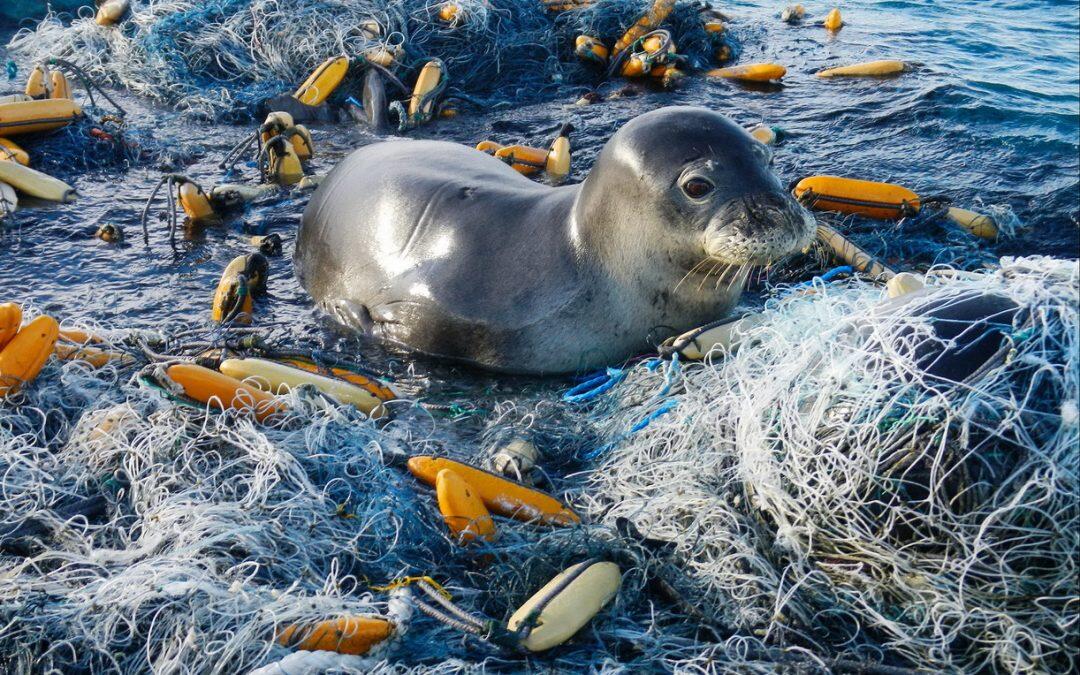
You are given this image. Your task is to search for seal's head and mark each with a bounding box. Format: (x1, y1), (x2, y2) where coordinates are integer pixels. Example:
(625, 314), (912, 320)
(576, 106), (814, 281)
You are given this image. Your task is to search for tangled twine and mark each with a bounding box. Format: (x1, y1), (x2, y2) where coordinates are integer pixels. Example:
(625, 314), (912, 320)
(580, 255), (1079, 673)
(9, 0), (732, 121)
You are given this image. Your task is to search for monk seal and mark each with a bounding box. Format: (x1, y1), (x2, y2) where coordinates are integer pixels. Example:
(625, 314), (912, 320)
(295, 106), (815, 374)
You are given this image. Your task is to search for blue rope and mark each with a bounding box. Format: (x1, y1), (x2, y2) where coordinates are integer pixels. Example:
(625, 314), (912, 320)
(630, 399), (677, 433)
(563, 367), (626, 404)
(795, 265), (854, 288)
(575, 355), (681, 460)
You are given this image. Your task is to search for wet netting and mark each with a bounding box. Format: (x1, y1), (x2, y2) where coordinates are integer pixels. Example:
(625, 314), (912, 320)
(0, 257), (1075, 673)
(578, 256), (1079, 673)
(8, 0), (731, 120)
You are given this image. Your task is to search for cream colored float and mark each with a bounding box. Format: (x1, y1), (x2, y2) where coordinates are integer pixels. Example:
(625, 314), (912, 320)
(945, 206), (999, 239)
(0, 161), (76, 203)
(507, 561), (622, 651)
(818, 60), (907, 77)
(662, 313), (766, 360)
(0, 182), (17, 217)
(95, 0), (131, 26)
(885, 272), (925, 299)
(490, 437), (539, 481)
(817, 223), (897, 279)
(749, 123), (777, 145)
(219, 357), (389, 418)
(209, 183), (277, 210)
(545, 123), (572, 184)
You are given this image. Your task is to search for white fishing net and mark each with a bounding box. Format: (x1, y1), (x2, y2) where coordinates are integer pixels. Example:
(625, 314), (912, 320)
(1, 256), (1075, 673)
(582, 255), (1078, 673)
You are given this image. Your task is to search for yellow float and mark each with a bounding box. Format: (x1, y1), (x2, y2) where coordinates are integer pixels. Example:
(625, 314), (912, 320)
(0, 138), (30, 166)
(707, 63), (787, 82)
(793, 175), (920, 220)
(294, 56), (350, 107)
(574, 35), (609, 65)
(177, 181), (214, 222)
(278, 617), (393, 656)
(165, 363), (285, 421)
(435, 468), (496, 543)
(438, 2), (461, 23)
(0, 98), (82, 136)
(613, 0), (675, 55)
(262, 136), (305, 186)
(24, 66), (48, 100)
(408, 59), (445, 122)
(824, 7), (843, 31)
(0, 315), (59, 397)
(0, 303), (21, 350)
(54, 342), (134, 368)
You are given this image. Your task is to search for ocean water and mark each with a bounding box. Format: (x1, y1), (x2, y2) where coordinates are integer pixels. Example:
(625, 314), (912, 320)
(0, 1), (1077, 671)
(0, 0), (1076, 346)
(0, 0), (1076, 343)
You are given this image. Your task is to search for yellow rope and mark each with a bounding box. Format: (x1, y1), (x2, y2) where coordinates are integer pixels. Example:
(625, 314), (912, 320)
(371, 575), (452, 600)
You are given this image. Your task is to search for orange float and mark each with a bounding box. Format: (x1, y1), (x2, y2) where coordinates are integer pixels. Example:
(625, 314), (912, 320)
(408, 456), (579, 526)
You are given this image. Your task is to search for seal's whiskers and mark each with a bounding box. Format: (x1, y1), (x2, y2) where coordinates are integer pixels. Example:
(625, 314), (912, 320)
(674, 255), (720, 293)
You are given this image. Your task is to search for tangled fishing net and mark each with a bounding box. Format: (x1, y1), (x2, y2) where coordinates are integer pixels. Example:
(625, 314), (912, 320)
(0, 318), (720, 672)
(0, 258), (1076, 672)
(580, 255), (1079, 673)
(8, 0), (732, 121)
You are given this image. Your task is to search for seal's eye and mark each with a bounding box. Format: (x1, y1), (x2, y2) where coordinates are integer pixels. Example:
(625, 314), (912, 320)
(681, 177), (714, 199)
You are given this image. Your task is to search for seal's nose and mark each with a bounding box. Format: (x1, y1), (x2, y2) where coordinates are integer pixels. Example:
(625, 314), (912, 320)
(735, 192), (800, 236)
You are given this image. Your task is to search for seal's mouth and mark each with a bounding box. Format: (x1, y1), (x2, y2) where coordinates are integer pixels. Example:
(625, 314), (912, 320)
(703, 192), (816, 266)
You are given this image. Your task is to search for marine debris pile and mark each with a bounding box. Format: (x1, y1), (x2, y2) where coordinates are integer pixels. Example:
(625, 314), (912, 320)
(8, 0), (735, 120)
(0, 257), (1075, 672)
(581, 256), (1079, 673)
(0, 0), (1076, 673)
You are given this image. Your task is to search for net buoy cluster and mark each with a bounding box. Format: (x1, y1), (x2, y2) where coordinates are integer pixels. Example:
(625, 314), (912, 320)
(475, 122), (573, 184)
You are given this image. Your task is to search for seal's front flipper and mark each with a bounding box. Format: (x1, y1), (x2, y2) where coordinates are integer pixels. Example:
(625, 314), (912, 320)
(326, 299), (375, 334)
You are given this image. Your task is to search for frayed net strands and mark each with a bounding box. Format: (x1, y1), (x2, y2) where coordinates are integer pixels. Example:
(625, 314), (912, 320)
(0, 311), (781, 673)
(8, 0), (730, 121)
(579, 255), (1079, 673)
(2, 257), (1075, 673)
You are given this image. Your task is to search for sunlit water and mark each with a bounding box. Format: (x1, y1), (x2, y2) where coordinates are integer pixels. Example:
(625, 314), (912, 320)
(0, 0), (1077, 389)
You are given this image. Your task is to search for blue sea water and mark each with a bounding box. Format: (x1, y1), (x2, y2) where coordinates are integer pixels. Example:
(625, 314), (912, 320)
(0, 0), (1076, 345)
